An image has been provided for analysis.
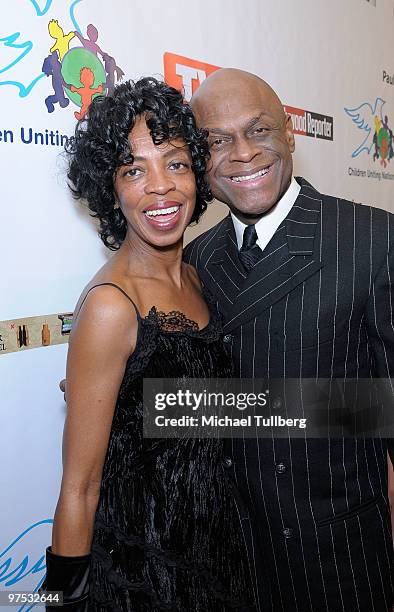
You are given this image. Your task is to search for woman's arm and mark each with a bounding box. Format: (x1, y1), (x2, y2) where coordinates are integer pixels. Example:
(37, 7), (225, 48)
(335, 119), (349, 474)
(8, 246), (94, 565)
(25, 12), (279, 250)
(51, 285), (137, 555)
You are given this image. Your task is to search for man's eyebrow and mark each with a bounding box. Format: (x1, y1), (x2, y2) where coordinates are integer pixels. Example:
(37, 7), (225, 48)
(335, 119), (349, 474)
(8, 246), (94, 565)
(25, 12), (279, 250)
(207, 113), (270, 136)
(206, 127), (232, 136)
(245, 113), (266, 129)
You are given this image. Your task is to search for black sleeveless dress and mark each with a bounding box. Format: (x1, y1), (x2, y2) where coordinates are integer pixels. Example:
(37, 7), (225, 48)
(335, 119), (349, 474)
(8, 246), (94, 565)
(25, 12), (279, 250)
(87, 283), (256, 612)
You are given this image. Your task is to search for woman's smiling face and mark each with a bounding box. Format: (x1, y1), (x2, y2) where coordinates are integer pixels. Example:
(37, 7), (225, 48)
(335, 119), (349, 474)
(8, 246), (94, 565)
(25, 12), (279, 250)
(114, 116), (196, 248)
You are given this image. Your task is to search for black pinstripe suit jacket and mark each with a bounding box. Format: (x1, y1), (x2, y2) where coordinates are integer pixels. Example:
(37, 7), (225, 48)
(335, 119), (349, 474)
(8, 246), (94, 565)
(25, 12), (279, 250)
(183, 177), (394, 612)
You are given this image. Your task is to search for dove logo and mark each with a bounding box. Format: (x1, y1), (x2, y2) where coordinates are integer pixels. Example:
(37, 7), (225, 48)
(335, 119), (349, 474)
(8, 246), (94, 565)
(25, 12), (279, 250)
(344, 98), (394, 166)
(0, 519), (52, 610)
(163, 53), (220, 101)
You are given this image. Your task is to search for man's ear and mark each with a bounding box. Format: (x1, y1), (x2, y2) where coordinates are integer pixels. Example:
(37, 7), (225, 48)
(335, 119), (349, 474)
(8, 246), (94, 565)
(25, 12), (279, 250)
(285, 114), (295, 153)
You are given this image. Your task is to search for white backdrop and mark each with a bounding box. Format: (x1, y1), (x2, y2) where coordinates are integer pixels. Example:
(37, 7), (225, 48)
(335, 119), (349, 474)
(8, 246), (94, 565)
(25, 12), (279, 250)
(1, 0), (393, 606)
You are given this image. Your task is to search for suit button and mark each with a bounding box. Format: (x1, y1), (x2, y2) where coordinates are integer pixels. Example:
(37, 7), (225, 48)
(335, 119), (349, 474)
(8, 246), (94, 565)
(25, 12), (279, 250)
(282, 527), (293, 539)
(275, 462), (287, 474)
(223, 456), (233, 468)
(223, 334), (232, 343)
(272, 397), (282, 410)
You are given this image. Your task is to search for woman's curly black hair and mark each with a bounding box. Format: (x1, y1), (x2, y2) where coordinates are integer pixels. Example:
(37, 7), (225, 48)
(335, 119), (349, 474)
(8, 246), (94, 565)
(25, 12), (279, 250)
(66, 77), (212, 250)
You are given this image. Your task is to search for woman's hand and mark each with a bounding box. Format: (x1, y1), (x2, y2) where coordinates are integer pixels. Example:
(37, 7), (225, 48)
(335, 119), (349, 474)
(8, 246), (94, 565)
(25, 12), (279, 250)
(59, 378), (66, 401)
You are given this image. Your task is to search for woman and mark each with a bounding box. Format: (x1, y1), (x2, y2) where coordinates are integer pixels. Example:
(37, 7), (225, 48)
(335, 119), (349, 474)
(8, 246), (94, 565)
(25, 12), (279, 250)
(42, 78), (256, 611)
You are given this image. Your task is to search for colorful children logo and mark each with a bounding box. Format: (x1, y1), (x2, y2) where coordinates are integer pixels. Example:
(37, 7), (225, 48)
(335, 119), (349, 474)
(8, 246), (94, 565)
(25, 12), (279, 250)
(344, 97), (393, 165)
(42, 19), (124, 119)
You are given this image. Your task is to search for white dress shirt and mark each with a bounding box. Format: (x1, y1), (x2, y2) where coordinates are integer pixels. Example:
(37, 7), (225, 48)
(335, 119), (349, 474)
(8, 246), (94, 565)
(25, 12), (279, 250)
(231, 177), (301, 251)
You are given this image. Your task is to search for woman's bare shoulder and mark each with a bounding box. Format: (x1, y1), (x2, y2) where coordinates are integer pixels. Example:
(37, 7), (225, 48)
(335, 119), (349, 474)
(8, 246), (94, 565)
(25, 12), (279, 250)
(74, 255), (135, 314)
(74, 251), (140, 321)
(71, 274), (139, 359)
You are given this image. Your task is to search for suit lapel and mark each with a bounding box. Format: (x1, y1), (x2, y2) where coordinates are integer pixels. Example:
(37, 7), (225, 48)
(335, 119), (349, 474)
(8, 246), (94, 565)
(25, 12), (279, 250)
(202, 214), (247, 318)
(223, 178), (324, 332)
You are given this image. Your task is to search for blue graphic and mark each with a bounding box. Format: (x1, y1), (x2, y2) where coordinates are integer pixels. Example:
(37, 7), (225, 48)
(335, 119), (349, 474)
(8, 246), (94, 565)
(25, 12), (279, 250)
(0, 0), (83, 97)
(70, 0), (84, 35)
(0, 32), (33, 74)
(0, 519), (53, 611)
(29, 0), (53, 17)
(0, 30), (43, 97)
(344, 97), (386, 158)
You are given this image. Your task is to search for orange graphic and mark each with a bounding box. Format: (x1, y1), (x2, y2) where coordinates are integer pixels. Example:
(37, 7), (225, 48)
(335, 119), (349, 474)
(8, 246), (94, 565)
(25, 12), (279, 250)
(164, 53), (220, 100)
(70, 67), (104, 120)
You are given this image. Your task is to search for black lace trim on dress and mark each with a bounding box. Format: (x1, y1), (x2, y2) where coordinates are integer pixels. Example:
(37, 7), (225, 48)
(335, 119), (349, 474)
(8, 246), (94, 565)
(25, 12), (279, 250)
(145, 307), (204, 332)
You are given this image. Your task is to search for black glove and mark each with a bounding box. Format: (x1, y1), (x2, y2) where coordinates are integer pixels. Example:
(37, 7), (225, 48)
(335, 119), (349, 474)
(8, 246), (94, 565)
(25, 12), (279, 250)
(40, 546), (91, 610)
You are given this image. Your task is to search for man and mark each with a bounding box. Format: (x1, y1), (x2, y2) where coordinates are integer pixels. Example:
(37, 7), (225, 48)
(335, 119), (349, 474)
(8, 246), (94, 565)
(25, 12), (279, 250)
(184, 68), (394, 612)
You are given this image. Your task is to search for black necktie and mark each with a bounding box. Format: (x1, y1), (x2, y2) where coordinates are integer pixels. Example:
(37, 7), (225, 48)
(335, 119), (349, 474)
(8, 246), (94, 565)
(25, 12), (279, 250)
(238, 225), (263, 271)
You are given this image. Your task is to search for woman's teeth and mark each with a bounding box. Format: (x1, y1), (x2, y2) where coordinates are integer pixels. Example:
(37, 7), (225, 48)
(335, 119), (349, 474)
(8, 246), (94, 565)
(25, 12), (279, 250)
(144, 205), (180, 217)
(230, 168), (269, 183)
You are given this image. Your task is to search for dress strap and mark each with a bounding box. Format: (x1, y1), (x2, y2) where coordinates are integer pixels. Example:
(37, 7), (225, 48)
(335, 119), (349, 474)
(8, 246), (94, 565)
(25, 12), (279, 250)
(76, 282), (141, 319)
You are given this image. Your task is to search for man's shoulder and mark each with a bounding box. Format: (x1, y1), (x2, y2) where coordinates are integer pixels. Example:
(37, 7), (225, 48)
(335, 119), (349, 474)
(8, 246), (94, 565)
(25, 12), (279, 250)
(183, 215), (229, 265)
(298, 176), (393, 229)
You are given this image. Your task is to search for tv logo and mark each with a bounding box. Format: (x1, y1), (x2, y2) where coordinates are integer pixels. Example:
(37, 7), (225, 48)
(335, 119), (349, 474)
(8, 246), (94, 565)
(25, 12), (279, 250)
(164, 53), (220, 100)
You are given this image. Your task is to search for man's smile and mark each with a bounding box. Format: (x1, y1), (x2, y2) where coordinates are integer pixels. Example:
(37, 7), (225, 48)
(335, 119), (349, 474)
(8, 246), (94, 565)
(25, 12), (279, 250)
(224, 163), (274, 185)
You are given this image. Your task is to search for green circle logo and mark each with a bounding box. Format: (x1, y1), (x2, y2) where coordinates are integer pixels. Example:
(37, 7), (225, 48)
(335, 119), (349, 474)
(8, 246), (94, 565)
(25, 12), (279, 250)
(378, 127), (389, 161)
(61, 47), (106, 107)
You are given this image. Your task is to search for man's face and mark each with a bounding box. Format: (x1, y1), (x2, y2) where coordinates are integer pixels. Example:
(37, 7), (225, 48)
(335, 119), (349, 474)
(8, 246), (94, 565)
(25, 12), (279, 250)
(193, 82), (295, 219)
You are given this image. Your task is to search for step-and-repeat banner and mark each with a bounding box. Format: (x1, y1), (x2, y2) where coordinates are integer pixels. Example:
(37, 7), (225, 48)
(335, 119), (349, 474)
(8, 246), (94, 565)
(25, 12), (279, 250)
(1, 0), (393, 605)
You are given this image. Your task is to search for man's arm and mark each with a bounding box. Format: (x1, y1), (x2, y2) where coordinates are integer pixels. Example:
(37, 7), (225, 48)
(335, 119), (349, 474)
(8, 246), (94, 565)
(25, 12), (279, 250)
(365, 244), (394, 462)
